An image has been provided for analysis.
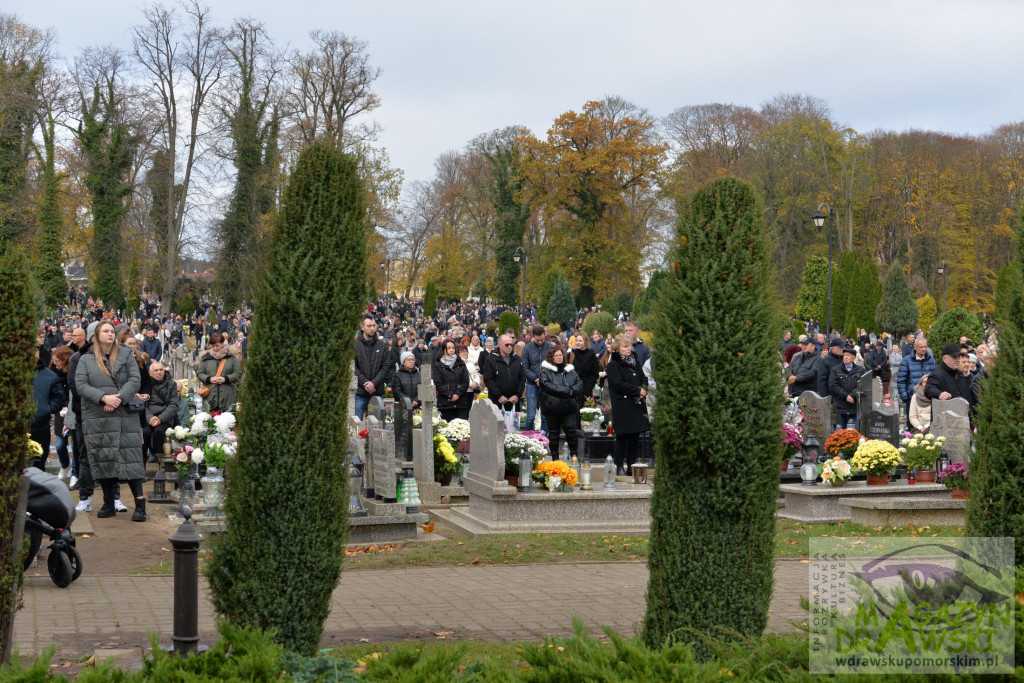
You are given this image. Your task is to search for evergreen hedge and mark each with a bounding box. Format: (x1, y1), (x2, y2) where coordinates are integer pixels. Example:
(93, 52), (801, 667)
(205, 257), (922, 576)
(207, 142), (367, 655)
(423, 281), (437, 317)
(874, 260), (918, 339)
(0, 249), (36, 664)
(995, 260), (1020, 326)
(614, 290), (633, 315)
(795, 255), (827, 323)
(644, 178), (780, 659)
(967, 221), (1024, 566)
(581, 311), (616, 339)
(497, 311), (520, 337)
(928, 307), (983, 350)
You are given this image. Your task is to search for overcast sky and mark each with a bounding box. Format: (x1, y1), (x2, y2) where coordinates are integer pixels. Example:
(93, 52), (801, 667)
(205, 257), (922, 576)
(16, 0), (1024, 184)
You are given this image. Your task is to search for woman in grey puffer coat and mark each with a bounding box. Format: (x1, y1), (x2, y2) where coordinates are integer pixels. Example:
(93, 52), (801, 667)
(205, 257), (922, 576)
(75, 320), (147, 521)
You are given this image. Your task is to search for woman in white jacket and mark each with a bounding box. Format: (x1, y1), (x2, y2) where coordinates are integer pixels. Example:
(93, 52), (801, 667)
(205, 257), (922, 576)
(459, 344), (482, 399)
(909, 374), (932, 432)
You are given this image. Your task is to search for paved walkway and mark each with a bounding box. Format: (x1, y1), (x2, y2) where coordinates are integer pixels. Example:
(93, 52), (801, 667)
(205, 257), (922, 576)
(13, 560), (809, 657)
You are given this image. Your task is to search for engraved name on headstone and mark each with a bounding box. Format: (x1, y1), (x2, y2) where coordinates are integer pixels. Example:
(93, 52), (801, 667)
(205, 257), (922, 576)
(370, 425), (398, 503)
(861, 409), (901, 447)
(799, 392), (833, 442)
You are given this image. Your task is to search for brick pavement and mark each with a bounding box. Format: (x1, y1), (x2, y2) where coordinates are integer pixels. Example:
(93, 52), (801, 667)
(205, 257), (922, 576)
(13, 560), (809, 657)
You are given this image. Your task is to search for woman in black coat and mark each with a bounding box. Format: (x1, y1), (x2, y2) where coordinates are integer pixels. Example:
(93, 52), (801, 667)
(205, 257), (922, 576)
(568, 335), (599, 400)
(434, 338), (470, 420)
(393, 351), (422, 409)
(605, 334), (650, 474)
(538, 346), (583, 460)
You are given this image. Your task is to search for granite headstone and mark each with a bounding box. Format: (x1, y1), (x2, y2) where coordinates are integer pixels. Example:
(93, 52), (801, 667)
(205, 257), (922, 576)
(394, 397), (413, 462)
(861, 409), (901, 447)
(369, 424), (398, 503)
(931, 397), (972, 464)
(799, 391), (833, 442)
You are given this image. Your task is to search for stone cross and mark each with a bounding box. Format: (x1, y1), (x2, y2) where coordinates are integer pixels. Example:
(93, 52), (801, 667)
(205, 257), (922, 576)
(799, 391), (833, 442)
(369, 424), (398, 503)
(394, 397), (414, 463)
(414, 361), (436, 483)
(931, 397), (972, 463)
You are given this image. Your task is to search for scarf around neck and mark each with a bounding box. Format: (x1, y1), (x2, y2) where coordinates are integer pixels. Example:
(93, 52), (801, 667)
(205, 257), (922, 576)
(208, 346), (228, 360)
(620, 353), (637, 368)
(914, 383), (932, 407)
(440, 353), (457, 368)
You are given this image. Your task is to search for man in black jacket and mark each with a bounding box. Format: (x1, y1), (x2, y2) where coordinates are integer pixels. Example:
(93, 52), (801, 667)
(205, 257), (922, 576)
(817, 338), (845, 397)
(925, 343), (975, 407)
(481, 334), (526, 413)
(354, 315), (390, 418)
(829, 346), (865, 429)
(787, 337), (820, 397)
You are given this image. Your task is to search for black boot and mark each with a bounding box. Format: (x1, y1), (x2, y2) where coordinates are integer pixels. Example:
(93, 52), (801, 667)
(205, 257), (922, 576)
(96, 480), (116, 518)
(132, 498), (147, 522)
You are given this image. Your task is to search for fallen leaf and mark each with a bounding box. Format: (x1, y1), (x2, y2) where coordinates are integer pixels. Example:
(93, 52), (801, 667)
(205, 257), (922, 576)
(433, 631), (455, 638)
(358, 638), (371, 643)
(471, 558), (480, 566)
(81, 534), (91, 538)
(83, 655), (95, 667)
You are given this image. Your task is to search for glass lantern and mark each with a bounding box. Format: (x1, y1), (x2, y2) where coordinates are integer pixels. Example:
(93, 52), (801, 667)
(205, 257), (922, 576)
(518, 454), (532, 492)
(603, 455), (616, 489)
(201, 467), (224, 517)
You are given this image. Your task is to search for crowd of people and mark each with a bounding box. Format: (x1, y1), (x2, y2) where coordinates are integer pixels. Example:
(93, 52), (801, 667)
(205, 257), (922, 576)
(354, 298), (653, 474)
(30, 294), (248, 521)
(782, 323), (996, 433)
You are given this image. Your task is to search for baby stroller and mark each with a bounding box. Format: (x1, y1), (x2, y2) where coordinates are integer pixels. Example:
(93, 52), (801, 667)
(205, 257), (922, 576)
(20, 468), (82, 588)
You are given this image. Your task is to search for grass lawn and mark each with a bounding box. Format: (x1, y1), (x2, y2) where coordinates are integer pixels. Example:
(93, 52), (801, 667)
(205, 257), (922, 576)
(130, 519), (965, 574)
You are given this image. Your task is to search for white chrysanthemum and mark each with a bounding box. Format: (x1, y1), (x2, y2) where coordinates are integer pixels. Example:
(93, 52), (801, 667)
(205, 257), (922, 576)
(191, 448), (204, 464)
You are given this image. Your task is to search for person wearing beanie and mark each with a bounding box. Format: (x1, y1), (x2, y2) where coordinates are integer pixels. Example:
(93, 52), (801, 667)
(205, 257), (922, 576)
(391, 351), (421, 409)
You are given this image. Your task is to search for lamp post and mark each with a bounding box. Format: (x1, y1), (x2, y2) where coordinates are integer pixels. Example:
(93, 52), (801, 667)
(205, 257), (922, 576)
(811, 204), (836, 337)
(937, 261), (947, 313)
(512, 247), (527, 322)
(379, 258), (391, 299)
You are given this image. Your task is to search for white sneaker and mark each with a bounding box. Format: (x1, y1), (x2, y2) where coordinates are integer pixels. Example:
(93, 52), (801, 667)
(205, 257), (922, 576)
(75, 497), (92, 512)
(114, 499), (129, 512)
(69, 475), (79, 489)
(58, 467), (72, 483)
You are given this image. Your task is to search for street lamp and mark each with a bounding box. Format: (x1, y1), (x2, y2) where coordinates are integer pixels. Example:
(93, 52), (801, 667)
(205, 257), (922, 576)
(811, 204), (836, 337)
(379, 258), (391, 299)
(512, 247), (527, 322)
(937, 261), (947, 313)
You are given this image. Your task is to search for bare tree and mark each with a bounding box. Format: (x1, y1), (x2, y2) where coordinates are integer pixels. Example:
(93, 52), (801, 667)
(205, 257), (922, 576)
(132, 0), (224, 308)
(286, 29), (381, 147)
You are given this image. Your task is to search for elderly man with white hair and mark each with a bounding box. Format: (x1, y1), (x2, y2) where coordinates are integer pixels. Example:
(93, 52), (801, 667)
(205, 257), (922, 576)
(143, 360), (180, 462)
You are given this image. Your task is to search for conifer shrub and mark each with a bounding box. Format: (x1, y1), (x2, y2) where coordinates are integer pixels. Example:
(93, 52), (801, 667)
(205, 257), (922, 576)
(795, 255), (828, 323)
(967, 221), (1024, 566)
(423, 281), (437, 317)
(928, 307), (984, 351)
(916, 293), (937, 332)
(536, 268), (560, 324)
(206, 142), (367, 655)
(582, 311), (616, 338)
(546, 277), (576, 331)
(614, 290), (633, 315)
(874, 260), (918, 338)
(0, 249), (36, 665)
(644, 178), (780, 659)
(995, 260), (1020, 326)
(497, 311), (520, 337)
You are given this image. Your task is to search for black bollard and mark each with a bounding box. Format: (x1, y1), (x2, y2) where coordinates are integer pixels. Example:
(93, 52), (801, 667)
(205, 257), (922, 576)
(169, 505), (203, 655)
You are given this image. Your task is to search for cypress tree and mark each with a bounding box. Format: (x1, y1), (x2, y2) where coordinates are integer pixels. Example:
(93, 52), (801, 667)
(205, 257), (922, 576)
(207, 141), (367, 654)
(497, 311), (520, 336)
(644, 178), (780, 659)
(857, 259), (881, 333)
(874, 260), (918, 338)
(795, 256), (827, 323)
(967, 219), (1024, 565)
(537, 268), (560, 324)
(423, 281), (437, 317)
(615, 290), (633, 315)
(831, 251), (858, 335)
(994, 260), (1020, 326)
(36, 116), (66, 310)
(546, 276), (576, 331)
(0, 249), (36, 663)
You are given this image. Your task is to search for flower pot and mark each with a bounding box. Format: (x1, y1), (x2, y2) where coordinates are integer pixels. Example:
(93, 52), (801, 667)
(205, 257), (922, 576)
(828, 478), (846, 487)
(951, 488), (970, 499)
(866, 474), (889, 486)
(505, 475), (518, 487)
(438, 472), (453, 486)
(780, 460), (789, 472)
(915, 469), (937, 483)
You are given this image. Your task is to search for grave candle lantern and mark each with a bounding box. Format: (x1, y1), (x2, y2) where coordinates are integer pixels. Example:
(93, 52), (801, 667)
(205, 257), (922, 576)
(603, 455), (616, 489)
(580, 464), (592, 490)
(518, 454), (532, 492)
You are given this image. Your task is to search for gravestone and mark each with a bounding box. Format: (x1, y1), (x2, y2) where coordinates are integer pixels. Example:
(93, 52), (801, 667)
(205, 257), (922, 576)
(350, 416), (373, 497)
(861, 410), (901, 447)
(369, 424), (398, 503)
(394, 397), (414, 462)
(872, 376), (883, 409)
(931, 397), (972, 463)
(855, 371), (875, 427)
(367, 396), (386, 425)
(467, 399), (505, 486)
(414, 361), (437, 484)
(799, 392), (832, 442)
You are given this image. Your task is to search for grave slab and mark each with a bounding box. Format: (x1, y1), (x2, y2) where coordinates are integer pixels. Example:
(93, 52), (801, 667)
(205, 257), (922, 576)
(777, 481), (949, 523)
(839, 496), (965, 527)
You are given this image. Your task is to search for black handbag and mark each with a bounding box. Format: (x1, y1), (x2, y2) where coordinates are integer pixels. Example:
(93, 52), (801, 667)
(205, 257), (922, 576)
(126, 397), (146, 413)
